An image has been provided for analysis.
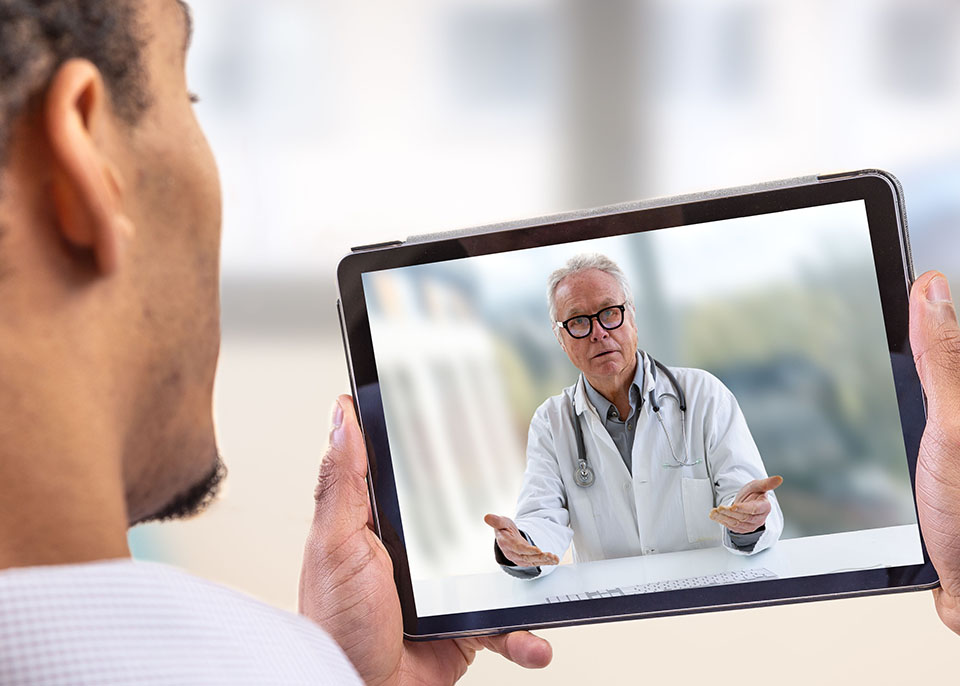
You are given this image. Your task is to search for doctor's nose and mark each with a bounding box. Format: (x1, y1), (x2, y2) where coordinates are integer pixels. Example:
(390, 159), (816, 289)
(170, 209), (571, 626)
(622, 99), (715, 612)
(589, 325), (609, 343)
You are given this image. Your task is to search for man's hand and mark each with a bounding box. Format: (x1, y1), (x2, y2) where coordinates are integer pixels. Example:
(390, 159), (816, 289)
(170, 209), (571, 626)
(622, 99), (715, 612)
(299, 395), (552, 686)
(708, 476), (783, 534)
(483, 514), (560, 567)
(910, 271), (960, 636)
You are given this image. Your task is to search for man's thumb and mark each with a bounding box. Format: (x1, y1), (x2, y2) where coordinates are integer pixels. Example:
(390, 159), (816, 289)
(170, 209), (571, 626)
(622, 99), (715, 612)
(755, 475), (783, 493)
(312, 395), (371, 535)
(736, 476), (783, 503)
(909, 272), (960, 410)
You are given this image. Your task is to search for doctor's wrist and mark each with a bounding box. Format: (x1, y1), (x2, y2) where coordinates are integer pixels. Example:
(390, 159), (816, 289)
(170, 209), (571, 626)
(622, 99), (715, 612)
(728, 525), (765, 550)
(494, 541), (518, 567)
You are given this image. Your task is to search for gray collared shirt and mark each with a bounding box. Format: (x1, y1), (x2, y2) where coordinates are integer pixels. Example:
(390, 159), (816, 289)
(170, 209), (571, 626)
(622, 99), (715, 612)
(582, 354), (645, 476)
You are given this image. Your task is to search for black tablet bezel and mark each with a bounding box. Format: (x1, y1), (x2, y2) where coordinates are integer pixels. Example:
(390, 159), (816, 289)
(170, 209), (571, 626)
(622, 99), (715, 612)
(336, 170), (937, 639)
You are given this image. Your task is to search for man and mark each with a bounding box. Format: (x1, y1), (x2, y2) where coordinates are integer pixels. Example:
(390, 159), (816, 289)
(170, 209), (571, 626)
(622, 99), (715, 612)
(0, 2), (550, 684)
(485, 253), (784, 577)
(1, 5), (959, 684)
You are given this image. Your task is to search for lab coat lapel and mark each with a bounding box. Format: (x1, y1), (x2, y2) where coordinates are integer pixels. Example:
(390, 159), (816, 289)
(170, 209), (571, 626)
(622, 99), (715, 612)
(573, 376), (632, 483)
(630, 351), (659, 484)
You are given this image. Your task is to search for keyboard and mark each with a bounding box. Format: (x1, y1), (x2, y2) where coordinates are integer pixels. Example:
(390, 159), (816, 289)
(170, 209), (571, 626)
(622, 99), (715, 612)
(544, 567), (777, 603)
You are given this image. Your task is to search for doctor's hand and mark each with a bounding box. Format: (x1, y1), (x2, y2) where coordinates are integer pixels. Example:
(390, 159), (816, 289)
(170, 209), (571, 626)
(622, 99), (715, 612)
(300, 395), (553, 686)
(909, 271), (960, 636)
(709, 476), (783, 534)
(484, 514), (561, 567)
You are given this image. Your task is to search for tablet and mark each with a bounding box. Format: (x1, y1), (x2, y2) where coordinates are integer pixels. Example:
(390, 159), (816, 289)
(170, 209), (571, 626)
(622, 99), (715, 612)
(336, 170), (937, 640)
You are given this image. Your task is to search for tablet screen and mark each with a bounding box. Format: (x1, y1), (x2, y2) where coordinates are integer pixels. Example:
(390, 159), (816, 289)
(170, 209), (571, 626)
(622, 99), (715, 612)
(342, 176), (933, 636)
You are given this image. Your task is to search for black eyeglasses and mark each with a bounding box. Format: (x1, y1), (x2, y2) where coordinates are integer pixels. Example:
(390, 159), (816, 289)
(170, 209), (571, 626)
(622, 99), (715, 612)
(557, 304), (626, 339)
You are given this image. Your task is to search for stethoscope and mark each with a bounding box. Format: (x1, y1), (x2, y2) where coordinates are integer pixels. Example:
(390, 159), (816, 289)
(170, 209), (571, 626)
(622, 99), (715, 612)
(571, 356), (703, 488)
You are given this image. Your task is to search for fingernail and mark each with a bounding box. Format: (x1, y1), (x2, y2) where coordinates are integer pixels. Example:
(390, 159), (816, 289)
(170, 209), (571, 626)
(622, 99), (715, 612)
(925, 275), (959, 325)
(926, 275), (953, 304)
(331, 400), (344, 431)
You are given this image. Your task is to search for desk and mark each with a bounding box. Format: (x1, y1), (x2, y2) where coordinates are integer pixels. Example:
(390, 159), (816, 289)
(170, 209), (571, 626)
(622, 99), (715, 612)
(413, 524), (922, 617)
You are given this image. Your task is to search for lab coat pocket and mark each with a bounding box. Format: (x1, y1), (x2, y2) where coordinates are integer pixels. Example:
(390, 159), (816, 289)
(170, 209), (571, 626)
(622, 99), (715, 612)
(681, 477), (721, 546)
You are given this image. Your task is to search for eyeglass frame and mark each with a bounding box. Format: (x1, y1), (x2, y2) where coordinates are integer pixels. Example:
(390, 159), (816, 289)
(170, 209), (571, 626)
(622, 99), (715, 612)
(556, 304), (627, 339)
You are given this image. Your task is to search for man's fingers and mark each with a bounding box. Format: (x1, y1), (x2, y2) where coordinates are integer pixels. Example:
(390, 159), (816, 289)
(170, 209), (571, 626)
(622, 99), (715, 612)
(710, 510), (754, 532)
(709, 510), (737, 527)
(726, 500), (770, 517)
(496, 537), (540, 557)
(713, 504), (766, 525)
(494, 530), (559, 566)
(508, 553), (559, 567)
(910, 272), (960, 420)
(475, 631), (553, 670)
(712, 515), (764, 534)
(512, 551), (559, 566)
(312, 396), (371, 541)
(497, 538), (559, 566)
(717, 509), (754, 522)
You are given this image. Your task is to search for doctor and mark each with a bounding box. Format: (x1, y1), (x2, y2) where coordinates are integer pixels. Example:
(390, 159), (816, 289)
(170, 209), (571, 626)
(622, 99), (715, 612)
(485, 253), (784, 578)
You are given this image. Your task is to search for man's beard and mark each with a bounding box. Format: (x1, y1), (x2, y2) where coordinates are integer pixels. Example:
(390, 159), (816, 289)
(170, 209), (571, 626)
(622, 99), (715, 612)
(133, 455), (228, 525)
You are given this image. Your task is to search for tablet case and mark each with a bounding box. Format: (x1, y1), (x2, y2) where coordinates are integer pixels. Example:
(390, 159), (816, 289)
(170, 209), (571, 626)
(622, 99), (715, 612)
(350, 170), (912, 280)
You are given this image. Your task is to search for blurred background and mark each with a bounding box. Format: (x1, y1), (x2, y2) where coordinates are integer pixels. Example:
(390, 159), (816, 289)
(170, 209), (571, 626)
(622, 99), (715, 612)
(365, 201), (915, 585)
(131, 0), (960, 682)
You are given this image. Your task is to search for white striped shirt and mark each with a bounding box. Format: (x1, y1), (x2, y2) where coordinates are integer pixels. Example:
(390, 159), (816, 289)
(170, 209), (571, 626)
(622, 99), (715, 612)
(0, 559), (362, 685)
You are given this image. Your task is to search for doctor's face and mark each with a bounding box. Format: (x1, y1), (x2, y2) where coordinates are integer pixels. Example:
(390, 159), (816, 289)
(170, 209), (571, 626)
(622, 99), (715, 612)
(554, 269), (639, 383)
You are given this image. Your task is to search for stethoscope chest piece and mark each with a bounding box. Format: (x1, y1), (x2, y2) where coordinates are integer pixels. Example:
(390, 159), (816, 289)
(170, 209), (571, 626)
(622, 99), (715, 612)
(575, 459), (595, 487)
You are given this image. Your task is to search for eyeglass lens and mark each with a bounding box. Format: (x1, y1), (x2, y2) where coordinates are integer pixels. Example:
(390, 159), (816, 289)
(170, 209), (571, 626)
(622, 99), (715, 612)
(566, 306), (623, 338)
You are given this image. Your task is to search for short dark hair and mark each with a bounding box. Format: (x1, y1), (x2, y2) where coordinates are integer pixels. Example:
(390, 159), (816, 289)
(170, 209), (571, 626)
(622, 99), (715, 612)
(0, 0), (150, 166)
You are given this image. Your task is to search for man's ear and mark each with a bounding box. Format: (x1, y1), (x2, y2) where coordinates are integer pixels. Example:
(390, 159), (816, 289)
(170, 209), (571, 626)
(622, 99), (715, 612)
(45, 59), (131, 276)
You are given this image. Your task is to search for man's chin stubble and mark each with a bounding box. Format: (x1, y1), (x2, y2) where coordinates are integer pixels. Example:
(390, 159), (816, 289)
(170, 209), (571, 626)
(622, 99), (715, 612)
(132, 454), (228, 525)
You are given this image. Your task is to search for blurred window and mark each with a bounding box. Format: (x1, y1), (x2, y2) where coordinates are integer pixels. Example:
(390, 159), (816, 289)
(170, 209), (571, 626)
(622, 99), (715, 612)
(878, 2), (959, 98)
(713, 4), (763, 98)
(444, 6), (556, 110)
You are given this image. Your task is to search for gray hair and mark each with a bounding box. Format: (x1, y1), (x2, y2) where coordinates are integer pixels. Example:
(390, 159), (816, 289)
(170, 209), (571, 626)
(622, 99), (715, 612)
(547, 253), (635, 331)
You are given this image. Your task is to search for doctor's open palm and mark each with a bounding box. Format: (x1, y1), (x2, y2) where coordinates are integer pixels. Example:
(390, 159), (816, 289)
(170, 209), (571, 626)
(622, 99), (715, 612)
(484, 514), (560, 567)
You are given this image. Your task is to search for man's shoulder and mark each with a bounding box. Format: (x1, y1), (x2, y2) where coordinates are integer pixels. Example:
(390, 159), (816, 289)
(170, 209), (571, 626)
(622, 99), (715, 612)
(0, 558), (296, 624)
(531, 381), (578, 421)
(670, 364), (730, 393)
(0, 559), (361, 685)
(665, 364), (739, 413)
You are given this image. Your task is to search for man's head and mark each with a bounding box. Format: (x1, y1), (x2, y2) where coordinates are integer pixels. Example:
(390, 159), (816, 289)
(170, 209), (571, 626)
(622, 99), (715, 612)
(0, 1), (150, 170)
(547, 254), (638, 384)
(0, 0), (223, 564)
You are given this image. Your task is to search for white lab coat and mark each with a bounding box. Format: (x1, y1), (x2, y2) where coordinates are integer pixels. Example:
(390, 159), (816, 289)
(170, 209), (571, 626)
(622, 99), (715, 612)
(514, 351), (783, 577)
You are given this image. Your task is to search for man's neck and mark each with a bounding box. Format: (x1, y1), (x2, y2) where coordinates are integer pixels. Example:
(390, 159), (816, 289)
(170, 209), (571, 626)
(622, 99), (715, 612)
(0, 353), (131, 570)
(585, 354), (639, 419)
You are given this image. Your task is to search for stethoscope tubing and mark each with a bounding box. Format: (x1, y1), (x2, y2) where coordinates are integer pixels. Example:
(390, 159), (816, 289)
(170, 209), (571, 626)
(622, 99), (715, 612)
(571, 355), (703, 488)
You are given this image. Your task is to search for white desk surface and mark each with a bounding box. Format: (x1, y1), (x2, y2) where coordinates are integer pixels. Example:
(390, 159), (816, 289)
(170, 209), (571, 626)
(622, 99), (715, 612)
(413, 524), (923, 617)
